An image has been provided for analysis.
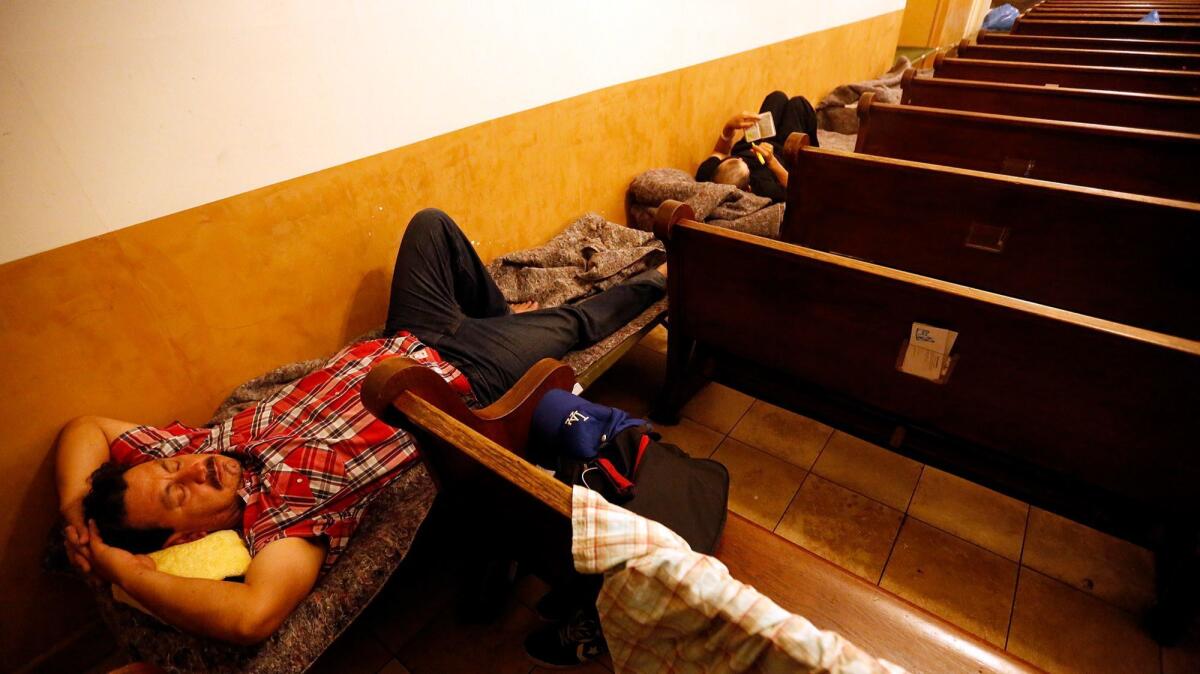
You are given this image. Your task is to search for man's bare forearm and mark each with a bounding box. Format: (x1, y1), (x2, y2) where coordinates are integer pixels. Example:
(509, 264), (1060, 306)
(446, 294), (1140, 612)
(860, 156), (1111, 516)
(115, 566), (266, 644)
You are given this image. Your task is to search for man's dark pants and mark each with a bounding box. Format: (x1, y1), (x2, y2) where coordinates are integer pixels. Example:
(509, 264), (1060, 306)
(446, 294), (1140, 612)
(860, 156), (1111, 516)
(385, 208), (665, 405)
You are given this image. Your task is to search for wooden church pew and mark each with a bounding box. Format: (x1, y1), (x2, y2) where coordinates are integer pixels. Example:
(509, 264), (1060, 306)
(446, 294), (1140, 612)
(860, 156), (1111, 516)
(775, 134), (1200, 338)
(855, 91), (1200, 200)
(932, 52), (1200, 95)
(359, 357), (1042, 674)
(900, 69), (1200, 132)
(1028, 10), (1200, 22)
(978, 30), (1200, 53)
(956, 41), (1200, 69)
(651, 202), (1200, 642)
(1012, 18), (1200, 40)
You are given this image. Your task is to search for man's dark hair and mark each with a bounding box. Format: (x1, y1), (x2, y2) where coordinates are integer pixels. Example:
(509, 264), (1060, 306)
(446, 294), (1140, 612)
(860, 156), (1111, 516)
(82, 462), (173, 554)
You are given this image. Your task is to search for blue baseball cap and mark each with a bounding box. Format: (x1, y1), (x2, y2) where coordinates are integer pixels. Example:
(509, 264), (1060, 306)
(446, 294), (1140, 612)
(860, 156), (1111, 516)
(530, 389), (645, 460)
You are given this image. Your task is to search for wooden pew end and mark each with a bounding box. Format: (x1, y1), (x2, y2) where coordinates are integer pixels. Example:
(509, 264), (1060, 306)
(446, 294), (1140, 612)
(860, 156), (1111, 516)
(363, 355), (576, 455)
(857, 92), (875, 124)
(783, 131), (811, 167)
(900, 67), (917, 91)
(955, 38), (970, 56)
(654, 199), (695, 242)
(933, 50), (946, 70)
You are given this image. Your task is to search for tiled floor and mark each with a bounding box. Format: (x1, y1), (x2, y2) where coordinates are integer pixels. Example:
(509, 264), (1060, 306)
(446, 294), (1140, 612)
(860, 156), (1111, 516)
(574, 328), (1190, 674)
(88, 326), (1196, 674)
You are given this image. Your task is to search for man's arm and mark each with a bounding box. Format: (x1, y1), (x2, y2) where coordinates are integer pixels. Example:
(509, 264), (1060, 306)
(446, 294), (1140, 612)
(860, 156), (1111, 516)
(752, 142), (788, 189)
(55, 416), (139, 574)
(90, 524), (326, 645)
(709, 112), (760, 159)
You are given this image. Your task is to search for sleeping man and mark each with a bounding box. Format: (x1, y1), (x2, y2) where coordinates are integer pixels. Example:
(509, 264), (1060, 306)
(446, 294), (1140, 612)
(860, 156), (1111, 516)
(56, 208), (665, 644)
(696, 90), (819, 203)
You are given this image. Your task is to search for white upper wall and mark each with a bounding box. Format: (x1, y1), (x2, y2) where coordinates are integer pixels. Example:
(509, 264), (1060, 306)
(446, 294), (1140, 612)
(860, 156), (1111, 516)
(0, 0), (904, 264)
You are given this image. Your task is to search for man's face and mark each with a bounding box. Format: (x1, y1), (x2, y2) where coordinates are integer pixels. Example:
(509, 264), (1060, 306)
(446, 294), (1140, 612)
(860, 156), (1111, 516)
(122, 454), (245, 538)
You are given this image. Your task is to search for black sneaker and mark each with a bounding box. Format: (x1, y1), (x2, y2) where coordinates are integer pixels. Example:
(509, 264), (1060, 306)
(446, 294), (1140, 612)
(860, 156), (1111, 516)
(524, 609), (607, 668)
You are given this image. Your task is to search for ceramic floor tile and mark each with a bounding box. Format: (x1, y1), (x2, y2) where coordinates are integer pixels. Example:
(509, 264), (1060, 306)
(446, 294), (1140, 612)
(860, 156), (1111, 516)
(811, 431), (923, 510)
(775, 474), (904, 582)
(728, 399), (832, 469)
(1022, 507), (1155, 614)
(1008, 568), (1160, 674)
(908, 467), (1028, 561)
(680, 381), (754, 433)
(308, 618), (395, 674)
(710, 437), (807, 529)
(880, 518), (1018, 646)
(654, 416), (724, 458)
(398, 598), (543, 674)
(638, 323), (668, 354)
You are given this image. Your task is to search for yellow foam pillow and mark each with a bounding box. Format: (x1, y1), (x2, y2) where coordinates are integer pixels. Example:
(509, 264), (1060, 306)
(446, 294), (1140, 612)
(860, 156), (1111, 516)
(112, 530), (251, 616)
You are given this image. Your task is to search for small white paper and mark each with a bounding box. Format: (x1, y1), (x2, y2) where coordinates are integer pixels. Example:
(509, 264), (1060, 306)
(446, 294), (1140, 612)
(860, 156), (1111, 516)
(900, 322), (958, 382)
(571, 382), (584, 395)
(743, 111), (776, 143)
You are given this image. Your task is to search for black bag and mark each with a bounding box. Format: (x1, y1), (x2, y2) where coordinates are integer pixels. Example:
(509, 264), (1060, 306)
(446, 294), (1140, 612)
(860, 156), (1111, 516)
(555, 425), (729, 555)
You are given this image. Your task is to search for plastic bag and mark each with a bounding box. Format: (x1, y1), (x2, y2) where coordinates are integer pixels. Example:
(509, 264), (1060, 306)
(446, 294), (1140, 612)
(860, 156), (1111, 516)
(1138, 10), (1161, 23)
(982, 3), (1019, 32)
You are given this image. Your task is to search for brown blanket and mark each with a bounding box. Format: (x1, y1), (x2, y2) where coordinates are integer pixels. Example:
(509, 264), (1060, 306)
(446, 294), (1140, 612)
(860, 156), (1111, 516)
(817, 57), (912, 134)
(486, 212), (665, 308)
(626, 168), (784, 239)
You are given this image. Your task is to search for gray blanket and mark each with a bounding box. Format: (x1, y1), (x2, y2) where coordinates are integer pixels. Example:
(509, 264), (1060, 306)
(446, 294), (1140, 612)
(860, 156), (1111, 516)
(817, 57), (912, 134)
(626, 168), (785, 239)
(486, 212), (665, 308)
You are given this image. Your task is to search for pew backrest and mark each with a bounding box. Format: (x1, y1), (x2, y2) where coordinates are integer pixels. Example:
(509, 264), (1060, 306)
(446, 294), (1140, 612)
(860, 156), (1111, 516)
(978, 29), (1200, 52)
(957, 41), (1200, 69)
(779, 134), (1200, 338)
(933, 53), (1200, 95)
(1013, 18), (1200, 40)
(856, 91), (1200, 201)
(663, 214), (1200, 524)
(900, 69), (1200, 132)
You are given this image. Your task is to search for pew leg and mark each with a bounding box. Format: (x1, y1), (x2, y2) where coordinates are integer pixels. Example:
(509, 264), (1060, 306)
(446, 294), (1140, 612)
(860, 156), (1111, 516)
(1147, 523), (1198, 645)
(651, 330), (696, 424)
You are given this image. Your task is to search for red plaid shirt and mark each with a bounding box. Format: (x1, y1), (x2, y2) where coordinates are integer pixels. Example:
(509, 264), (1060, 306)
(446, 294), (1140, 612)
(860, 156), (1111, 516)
(110, 332), (473, 572)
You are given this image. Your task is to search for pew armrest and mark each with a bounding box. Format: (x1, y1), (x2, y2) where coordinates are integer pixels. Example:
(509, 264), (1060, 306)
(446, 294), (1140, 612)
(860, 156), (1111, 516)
(362, 356), (576, 515)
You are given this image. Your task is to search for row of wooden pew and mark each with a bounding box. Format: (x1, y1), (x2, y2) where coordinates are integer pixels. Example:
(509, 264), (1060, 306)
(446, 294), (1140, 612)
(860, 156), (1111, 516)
(654, 0), (1200, 644)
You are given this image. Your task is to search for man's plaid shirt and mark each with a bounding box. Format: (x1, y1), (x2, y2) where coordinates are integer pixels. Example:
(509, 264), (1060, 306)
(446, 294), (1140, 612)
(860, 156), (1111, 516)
(110, 332), (474, 572)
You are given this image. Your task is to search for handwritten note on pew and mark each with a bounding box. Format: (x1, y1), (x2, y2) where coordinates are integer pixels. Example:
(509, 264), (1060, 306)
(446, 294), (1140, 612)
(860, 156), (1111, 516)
(899, 322), (958, 383)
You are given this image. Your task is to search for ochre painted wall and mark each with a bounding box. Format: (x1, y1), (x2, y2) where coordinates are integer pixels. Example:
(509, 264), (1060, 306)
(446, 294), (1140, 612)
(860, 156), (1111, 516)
(0, 11), (902, 668)
(898, 0), (980, 47)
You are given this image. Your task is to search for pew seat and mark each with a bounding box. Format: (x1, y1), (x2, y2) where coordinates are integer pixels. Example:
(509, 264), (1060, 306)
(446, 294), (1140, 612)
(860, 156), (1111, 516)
(778, 133), (1200, 338)
(957, 41), (1200, 70)
(1013, 18), (1200, 40)
(900, 69), (1200, 133)
(933, 53), (1200, 95)
(855, 91), (1200, 201)
(978, 29), (1200, 52)
(361, 356), (1041, 674)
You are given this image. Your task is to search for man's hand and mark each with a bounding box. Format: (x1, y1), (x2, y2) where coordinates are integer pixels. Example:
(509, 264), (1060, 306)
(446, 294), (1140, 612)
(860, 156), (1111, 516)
(751, 142), (777, 165)
(753, 142), (789, 189)
(86, 519), (155, 585)
(723, 112), (760, 136)
(711, 112), (760, 157)
(64, 510), (96, 577)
